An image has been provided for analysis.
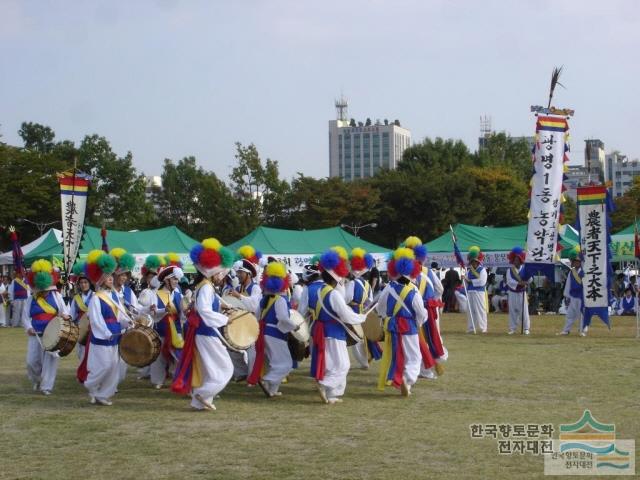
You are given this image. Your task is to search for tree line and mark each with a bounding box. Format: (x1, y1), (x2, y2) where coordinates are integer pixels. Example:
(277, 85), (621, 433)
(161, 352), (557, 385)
(2, 121), (636, 252)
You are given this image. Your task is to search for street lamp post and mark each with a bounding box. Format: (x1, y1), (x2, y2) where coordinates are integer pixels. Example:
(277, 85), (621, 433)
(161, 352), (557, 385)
(19, 218), (60, 237)
(340, 222), (378, 238)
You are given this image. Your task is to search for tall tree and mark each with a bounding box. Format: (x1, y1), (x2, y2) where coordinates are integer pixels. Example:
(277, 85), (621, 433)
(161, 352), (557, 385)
(77, 134), (155, 230)
(18, 122), (56, 153)
(475, 132), (532, 182)
(611, 176), (640, 232)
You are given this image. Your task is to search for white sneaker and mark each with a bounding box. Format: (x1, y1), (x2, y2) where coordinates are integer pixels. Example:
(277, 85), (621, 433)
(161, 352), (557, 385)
(524, 330), (530, 335)
(95, 398), (113, 406)
(32, 382), (40, 392)
(556, 331), (570, 336)
(507, 330), (515, 335)
(41, 390), (52, 396)
(88, 395), (96, 404)
(327, 397), (343, 404)
(316, 383), (329, 404)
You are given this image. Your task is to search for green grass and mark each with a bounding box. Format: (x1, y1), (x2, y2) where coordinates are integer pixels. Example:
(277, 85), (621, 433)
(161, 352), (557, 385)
(0, 314), (638, 480)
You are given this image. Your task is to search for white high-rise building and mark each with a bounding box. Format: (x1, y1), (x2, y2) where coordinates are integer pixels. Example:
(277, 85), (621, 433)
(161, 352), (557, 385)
(605, 151), (640, 197)
(329, 97), (411, 180)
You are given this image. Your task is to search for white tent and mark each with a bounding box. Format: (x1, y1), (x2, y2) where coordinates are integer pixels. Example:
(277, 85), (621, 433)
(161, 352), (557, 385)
(0, 229), (63, 265)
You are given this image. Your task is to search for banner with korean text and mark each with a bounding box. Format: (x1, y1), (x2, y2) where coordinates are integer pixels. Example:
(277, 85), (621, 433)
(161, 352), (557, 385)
(577, 185), (613, 328)
(58, 171), (91, 276)
(524, 115), (569, 280)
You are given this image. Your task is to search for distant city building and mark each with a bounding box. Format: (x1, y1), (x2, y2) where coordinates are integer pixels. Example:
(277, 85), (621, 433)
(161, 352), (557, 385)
(329, 97), (411, 180)
(584, 139), (605, 182)
(564, 165), (592, 201)
(605, 151), (640, 197)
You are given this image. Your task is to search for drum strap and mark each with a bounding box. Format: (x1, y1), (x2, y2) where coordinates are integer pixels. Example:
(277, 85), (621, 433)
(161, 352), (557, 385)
(15, 278), (30, 291)
(260, 296), (277, 321)
(390, 284), (413, 318)
(571, 268), (582, 285)
(417, 274), (427, 298)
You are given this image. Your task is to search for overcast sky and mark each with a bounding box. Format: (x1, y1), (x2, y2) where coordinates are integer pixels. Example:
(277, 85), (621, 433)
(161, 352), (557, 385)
(1, 0), (638, 181)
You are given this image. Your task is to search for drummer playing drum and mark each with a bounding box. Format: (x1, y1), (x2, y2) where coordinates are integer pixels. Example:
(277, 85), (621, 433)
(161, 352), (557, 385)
(69, 262), (94, 361)
(247, 261), (298, 398)
(227, 250), (262, 381)
(22, 260), (70, 396)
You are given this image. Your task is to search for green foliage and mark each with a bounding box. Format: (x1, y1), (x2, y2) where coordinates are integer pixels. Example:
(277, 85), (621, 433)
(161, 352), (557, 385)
(612, 176), (640, 232)
(18, 122), (55, 153)
(475, 132), (533, 182)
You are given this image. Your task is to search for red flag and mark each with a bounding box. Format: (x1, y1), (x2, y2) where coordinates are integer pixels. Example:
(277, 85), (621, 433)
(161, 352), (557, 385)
(634, 220), (640, 260)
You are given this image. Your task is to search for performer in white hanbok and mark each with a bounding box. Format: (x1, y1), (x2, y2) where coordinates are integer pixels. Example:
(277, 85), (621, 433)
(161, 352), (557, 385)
(135, 255), (164, 380)
(77, 250), (132, 405)
(376, 247), (427, 397)
(248, 261), (297, 397)
(149, 264), (184, 389)
(171, 238), (234, 411)
(344, 248), (377, 368)
(226, 245), (262, 381)
(69, 262), (94, 360)
(559, 248), (585, 336)
(21, 260), (69, 395)
(506, 247), (531, 335)
(110, 248), (142, 382)
(310, 247), (365, 404)
(9, 270), (30, 328)
(463, 246), (488, 333)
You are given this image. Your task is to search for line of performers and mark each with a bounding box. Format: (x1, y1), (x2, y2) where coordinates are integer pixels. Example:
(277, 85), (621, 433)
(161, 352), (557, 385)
(18, 235), (453, 410)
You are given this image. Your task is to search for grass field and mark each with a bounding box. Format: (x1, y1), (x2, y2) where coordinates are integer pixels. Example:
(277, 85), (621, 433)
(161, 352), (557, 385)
(0, 313), (638, 480)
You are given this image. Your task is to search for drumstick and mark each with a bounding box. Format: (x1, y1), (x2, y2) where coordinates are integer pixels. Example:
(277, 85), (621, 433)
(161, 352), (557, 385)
(364, 302), (379, 317)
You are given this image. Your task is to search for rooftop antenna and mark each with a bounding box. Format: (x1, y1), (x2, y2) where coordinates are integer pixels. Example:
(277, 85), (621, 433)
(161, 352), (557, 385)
(335, 94), (348, 122)
(480, 115), (492, 138)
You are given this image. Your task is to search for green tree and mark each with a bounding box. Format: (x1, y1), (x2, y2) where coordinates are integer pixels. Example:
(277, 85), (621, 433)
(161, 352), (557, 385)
(475, 132), (532, 182)
(77, 134), (155, 230)
(612, 176), (640, 232)
(156, 156), (243, 242)
(18, 122), (55, 153)
(400, 137), (474, 174)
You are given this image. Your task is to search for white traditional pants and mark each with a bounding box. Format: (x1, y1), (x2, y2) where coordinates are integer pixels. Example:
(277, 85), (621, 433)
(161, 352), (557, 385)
(26, 336), (59, 392)
(11, 300), (27, 327)
(491, 294), (507, 312)
(149, 336), (172, 386)
(190, 335), (233, 410)
(84, 343), (120, 401)
(508, 291), (530, 332)
(402, 333), (421, 387)
(455, 291), (468, 313)
(318, 338), (350, 400)
(229, 350), (249, 379)
(263, 336), (293, 395)
(563, 297), (583, 333)
(0, 303), (7, 326)
(466, 290), (488, 333)
(351, 341), (369, 368)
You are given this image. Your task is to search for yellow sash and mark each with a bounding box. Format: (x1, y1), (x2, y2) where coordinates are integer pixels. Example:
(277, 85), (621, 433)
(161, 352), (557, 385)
(571, 268), (582, 285)
(36, 295), (58, 315)
(510, 266), (522, 283)
(15, 278), (30, 291)
(314, 285), (333, 322)
(157, 289), (184, 349)
(378, 284), (413, 391)
(96, 291), (119, 318)
(74, 293), (89, 312)
(417, 273), (428, 297)
(261, 296), (278, 321)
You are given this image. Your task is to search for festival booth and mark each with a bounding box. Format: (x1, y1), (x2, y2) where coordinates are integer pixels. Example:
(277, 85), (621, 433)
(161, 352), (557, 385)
(611, 221), (639, 262)
(425, 223), (579, 268)
(22, 225), (199, 277)
(0, 229), (63, 266)
(228, 226), (391, 273)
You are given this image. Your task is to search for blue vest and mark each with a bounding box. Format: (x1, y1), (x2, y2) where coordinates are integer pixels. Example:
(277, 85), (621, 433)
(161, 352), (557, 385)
(90, 294), (120, 346)
(72, 291), (94, 324)
(383, 282), (418, 335)
(155, 289), (184, 336)
(307, 281), (324, 317)
(568, 269), (583, 298)
(260, 295), (290, 340)
(316, 287), (347, 340)
(349, 279), (370, 313)
(621, 296), (635, 312)
(237, 282), (257, 296)
(29, 291), (59, 334)
(195, 286), (221, 337)
(507, 266), (525, 292)
(467, 266), (486, 292)
(12, 279), (29, 299)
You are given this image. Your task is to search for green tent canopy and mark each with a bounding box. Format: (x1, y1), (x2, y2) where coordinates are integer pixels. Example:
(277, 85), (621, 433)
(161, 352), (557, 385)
(611, 221), (639, 262)
(425, 223), (579, 267)
(228, 226), (391, 272)
(23, 225), (199, 274)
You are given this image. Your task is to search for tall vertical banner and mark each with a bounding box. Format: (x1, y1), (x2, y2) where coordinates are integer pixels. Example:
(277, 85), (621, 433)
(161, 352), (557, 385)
(58, 171), (91, 275)
(524, 115), (569, 279)
(577, 185), (613, 328)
